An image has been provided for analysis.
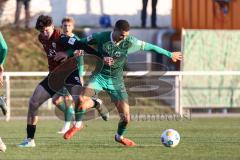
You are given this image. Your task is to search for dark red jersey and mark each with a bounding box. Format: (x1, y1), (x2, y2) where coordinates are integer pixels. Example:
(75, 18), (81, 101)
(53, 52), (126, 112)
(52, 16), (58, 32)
(38, 29), (66, 71)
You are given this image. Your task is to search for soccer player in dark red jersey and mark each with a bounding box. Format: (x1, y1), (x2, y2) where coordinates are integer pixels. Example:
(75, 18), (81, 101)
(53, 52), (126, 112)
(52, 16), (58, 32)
(17, 15), (102, 147)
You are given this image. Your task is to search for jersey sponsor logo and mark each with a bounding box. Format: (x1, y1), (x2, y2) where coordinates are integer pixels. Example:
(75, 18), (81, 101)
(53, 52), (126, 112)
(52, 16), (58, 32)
(115, 52), (121, 57)
(103, 42), (128, 59)
(120, 40), (132, 50)
(52, 42), (56, 49)
(103, 42), (115, 55)
(68, 37), (76, 45)
(48, 49), (56, 57)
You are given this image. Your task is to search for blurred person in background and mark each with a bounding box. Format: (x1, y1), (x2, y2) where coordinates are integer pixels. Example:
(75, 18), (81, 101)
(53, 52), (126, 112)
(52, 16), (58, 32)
(141, 0), (158, 28)
(54, 17), (104, 134)
(14, 0), (31, 29)
(0, 0), (8, 19)
(53, 17), (83, 134)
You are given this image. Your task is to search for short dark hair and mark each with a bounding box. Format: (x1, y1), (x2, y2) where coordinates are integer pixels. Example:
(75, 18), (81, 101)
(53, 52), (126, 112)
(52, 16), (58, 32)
(35, 15), (53, 31)
(115, 20), (130, 31)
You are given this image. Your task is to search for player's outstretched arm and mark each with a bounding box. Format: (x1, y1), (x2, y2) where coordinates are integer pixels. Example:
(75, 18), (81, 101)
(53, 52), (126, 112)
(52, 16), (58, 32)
(59, 36), (101, 58)
(143, 42), (182, 62)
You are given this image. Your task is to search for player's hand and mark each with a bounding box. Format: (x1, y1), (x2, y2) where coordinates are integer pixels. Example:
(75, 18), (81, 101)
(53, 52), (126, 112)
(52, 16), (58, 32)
(54, 52), (68, 63)
(0, 65), (4, 87)
(171, 52), (182, 62)
(103, 57), (114, 66)
(74, 50), (84, 57)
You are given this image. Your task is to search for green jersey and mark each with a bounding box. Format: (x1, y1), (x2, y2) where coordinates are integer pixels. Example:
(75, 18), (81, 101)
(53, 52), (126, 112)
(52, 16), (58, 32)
(0, 32), (8, 65)
(82, 31), (172, 78)
(66, 34), (84, 76)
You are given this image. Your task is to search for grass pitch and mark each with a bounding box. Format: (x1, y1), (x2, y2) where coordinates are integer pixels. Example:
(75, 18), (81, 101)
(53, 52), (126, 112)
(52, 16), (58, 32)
(0, 117), (240, 160)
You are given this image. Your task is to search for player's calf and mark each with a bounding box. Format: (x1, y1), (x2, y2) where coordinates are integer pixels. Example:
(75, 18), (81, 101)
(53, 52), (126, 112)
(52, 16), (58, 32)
(92, 98), (109, 121)
(0, 96), (7, 116)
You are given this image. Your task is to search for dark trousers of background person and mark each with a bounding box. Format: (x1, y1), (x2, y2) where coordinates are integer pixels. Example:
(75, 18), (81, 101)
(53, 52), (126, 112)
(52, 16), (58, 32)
(14, 0), (30, 28)
(141, 0), (158, 28)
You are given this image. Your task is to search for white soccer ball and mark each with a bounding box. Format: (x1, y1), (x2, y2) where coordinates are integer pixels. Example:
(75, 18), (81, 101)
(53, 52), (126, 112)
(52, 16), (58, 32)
(161, 129), (180, 147)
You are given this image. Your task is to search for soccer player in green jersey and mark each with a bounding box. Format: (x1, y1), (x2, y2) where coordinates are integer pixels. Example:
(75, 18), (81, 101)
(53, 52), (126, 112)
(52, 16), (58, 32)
(0, 32), (8, 152)
(58, 20), (182, 146)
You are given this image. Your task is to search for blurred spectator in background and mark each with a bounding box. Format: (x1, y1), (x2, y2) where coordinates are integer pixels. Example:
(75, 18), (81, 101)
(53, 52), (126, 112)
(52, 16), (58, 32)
(0, 0), (8, 19)
(141, 0), (158, 28)
(14, 0), (31, 29)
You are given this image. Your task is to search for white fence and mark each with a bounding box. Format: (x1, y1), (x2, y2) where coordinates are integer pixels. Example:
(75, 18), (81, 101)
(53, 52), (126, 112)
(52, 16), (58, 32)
(3, 72), (48, 121)
(3, 71), (240, 121)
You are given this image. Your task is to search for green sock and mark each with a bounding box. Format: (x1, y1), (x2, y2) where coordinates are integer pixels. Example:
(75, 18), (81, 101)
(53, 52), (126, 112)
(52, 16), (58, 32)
(57, 101), (66, 112)
(65, 106), (74, 122)
(117, 121), (127, 136)
(75, 107), (86, 121)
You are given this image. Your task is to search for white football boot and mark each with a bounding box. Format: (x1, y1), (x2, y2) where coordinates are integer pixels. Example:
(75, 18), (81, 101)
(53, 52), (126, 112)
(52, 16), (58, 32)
(17, 138), (36, 147)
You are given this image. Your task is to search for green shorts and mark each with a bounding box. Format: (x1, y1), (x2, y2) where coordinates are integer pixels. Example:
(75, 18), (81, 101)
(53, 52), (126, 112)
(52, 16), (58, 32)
(86, 74), (128, 101)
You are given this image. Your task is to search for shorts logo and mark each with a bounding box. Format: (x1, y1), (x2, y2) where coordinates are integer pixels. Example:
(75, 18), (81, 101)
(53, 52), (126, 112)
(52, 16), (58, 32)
(75, 77), (80, 83)
(68, 38), (76, 45)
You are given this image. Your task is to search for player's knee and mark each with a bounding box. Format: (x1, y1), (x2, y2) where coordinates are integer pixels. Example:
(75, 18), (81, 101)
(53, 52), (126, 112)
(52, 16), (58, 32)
(125, 117), (130, 124)
(52, 99), (58, 105)
(65, 95), (73, 101)
(28, 98), (39, 117)
(65, 98), (74, 107)
(120, 114), (130, 124)
(79, 95), (89, 103)
(29, 96), (39, 108)
(121, 119), (130, 126)
(52, 96), (63, 105)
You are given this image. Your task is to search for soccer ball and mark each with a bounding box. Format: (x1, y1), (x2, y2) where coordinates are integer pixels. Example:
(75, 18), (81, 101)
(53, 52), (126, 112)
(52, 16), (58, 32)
(161, 129), (180, 147)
